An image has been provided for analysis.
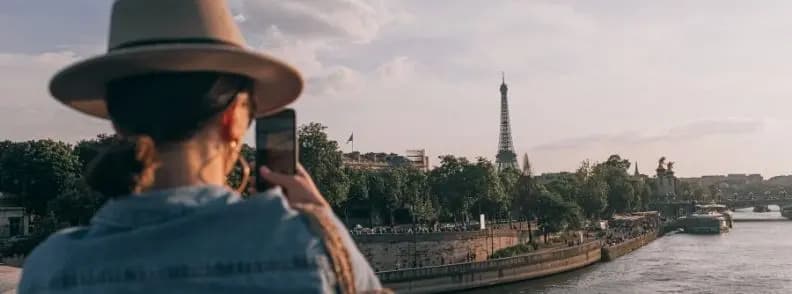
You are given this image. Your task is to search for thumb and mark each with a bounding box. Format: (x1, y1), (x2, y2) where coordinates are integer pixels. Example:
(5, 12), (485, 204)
(259, 166), (298, 189)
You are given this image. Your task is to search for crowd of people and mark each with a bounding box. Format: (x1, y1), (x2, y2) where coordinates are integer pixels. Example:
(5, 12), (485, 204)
(603, 212), (660, 246)
(349, 220), (532, 235)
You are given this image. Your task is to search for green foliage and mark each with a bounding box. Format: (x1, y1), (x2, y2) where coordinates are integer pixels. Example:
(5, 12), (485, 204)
(490, 242), (538, 259)
(401, 168), (435, 222)
(498, 167), (520, 215)
(0, 124), (656, 248)
(594, 154), (636, 215)
(535, 186), (583, 241)
(429, 155), (473, 221)
(0, 140), (81, 216)
(428, 156), (510, 222)
(542, 172), (579, 203)
(299, 123), (350, 207)
(576, 160), (608, 220)
(468, 158), (508, 218)
(47, 178), (103, 226)
(73, 134), (121, 168)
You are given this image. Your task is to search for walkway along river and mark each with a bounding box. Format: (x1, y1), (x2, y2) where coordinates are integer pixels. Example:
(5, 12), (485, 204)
(464, 208), (792, 294)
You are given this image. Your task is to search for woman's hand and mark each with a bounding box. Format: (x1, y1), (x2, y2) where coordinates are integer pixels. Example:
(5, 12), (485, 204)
(259, 164), (330, 208)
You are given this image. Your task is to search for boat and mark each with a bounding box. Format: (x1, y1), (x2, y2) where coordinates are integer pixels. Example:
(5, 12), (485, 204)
(753, 206), (771, 213)
(680, 204), (732, 234)
(782, 206), (792, 219)
(680, 213), (730, 234)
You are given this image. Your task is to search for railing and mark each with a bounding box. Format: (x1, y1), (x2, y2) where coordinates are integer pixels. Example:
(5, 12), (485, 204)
(350, 221), (533, 236)
(377, 241), (601, 282)
(353, 228), (521, 243)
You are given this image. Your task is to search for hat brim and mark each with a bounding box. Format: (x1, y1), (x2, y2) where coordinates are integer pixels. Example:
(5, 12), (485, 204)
(50, 43), (303, 119)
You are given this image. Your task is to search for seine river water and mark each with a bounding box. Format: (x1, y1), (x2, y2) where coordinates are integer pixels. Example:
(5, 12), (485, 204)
(466, 207), (792, 294)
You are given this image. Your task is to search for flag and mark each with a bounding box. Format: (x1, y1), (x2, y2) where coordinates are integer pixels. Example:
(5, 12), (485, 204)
(346, 133), (354, 144)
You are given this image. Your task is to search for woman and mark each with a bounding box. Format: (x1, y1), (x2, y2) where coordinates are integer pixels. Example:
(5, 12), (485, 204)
(19, 0), (382, 293)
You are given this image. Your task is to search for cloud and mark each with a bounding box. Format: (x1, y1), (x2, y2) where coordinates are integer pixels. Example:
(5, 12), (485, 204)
(306, 65), (364, 97)
(238, 0), (399, 43)
(376, 56), (415, 86)
(236, 0), (411, 98)
(532, 118), (765, 151)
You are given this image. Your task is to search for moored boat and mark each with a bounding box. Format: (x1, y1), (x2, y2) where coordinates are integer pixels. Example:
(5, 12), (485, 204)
(681, 204), (732, 234)
(680, 213), (730, 234)
(782, 205), (792, 219)
(753, 206), (771, 213)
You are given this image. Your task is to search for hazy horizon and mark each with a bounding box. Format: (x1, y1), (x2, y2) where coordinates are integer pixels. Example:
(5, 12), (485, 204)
(3, 0), (792, 177)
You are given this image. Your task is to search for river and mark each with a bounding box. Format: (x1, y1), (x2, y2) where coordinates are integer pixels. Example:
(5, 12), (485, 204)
(465, 207), (792, 294)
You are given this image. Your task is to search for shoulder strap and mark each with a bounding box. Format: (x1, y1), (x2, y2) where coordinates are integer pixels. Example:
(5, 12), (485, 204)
(293, 204), (356, 294)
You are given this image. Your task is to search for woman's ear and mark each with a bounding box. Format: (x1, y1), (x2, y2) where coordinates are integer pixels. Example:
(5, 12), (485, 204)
(220, 92), (253, 143)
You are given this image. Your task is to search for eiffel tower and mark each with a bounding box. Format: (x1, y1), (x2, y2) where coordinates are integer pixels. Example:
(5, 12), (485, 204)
(496, 73), (518, 171)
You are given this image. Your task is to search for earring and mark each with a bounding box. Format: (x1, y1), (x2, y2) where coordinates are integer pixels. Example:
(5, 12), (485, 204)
(229, 140), (249, 194)
(235, 156), (251, 194)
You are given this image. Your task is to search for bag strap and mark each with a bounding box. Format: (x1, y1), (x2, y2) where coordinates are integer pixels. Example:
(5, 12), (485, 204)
(293, 204), (356, 294)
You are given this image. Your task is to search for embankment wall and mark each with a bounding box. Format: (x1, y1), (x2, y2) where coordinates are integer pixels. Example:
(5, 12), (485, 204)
(378, 241), (601, 293)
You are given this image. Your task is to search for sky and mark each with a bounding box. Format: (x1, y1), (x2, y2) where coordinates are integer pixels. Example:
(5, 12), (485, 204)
(2, 0), (792, 177)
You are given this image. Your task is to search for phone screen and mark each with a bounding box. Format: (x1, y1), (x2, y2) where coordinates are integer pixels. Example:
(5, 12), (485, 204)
(255, 109), (296, 191)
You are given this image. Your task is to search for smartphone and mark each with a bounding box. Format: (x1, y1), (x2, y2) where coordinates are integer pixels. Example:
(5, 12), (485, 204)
(256, 108), (297, 191)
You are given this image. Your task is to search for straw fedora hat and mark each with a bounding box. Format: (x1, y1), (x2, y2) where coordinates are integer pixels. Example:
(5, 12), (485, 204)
(49, 0), (303, 119)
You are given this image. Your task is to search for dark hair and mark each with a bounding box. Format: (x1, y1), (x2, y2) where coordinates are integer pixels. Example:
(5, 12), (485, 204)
(86, 72), (255, 197)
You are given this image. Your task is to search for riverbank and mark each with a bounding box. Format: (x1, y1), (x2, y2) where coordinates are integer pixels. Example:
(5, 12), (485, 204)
(380, 241), (601, 293)
(601, 231), (658, 261)
(464, 219), (792, 293)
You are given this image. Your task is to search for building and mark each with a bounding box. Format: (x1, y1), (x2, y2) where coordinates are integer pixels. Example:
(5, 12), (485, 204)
(0, 192), (29, 238)
(725, 174), (764, 185)
(405, 149), (430, 171)
(343, 150), (428, 171)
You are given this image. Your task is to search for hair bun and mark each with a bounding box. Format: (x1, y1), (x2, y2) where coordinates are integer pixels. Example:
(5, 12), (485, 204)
(86, 136), (158, 197)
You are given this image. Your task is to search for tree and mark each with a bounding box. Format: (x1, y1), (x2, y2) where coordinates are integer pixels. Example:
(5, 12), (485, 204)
(534, 186), (582, 243)
(677, 181), (693, 201)
(467, 158), (507, 219)
(73, 134), (121, 169)
(429, 155), (472, 222)
(634, 181), (652, 211)
(542, 172), (579, 204)
(708, 184), (720, 203)
(0, 140), (81, 216)
(401, 168), (434, 222)
(594, 154), (635, 215)
(380, 168), (406, 225)
(498, 166), (521, 218)
(513, 157), (539, 243)
(344, 168), (369, 225)
(47, 178), (103, 226)
(576, 160), (607, 221)
(366, 171), (387, 225)
(298, 123), (350, 208)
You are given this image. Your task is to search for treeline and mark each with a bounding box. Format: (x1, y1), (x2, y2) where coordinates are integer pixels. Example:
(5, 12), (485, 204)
(1, 122), (668, 246)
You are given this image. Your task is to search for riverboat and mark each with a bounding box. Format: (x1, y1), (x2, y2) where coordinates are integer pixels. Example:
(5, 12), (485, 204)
(781, 205), (792, 219)
(681, 204), (732, 234)
(753, 206), (771, 213)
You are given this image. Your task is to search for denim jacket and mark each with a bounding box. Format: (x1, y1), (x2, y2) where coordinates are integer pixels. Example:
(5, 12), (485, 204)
(19, 185), (381, 293)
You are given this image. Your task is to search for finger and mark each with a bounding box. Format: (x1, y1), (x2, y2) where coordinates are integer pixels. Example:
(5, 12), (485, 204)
(260, 166), (299, 189)
(295, 164), (316, 185)
(296, 164), (309, 177)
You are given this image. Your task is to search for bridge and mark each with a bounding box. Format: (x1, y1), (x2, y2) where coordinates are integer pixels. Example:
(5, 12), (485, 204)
(722, 198), (792, 210)
(649, 194), (792, 219)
